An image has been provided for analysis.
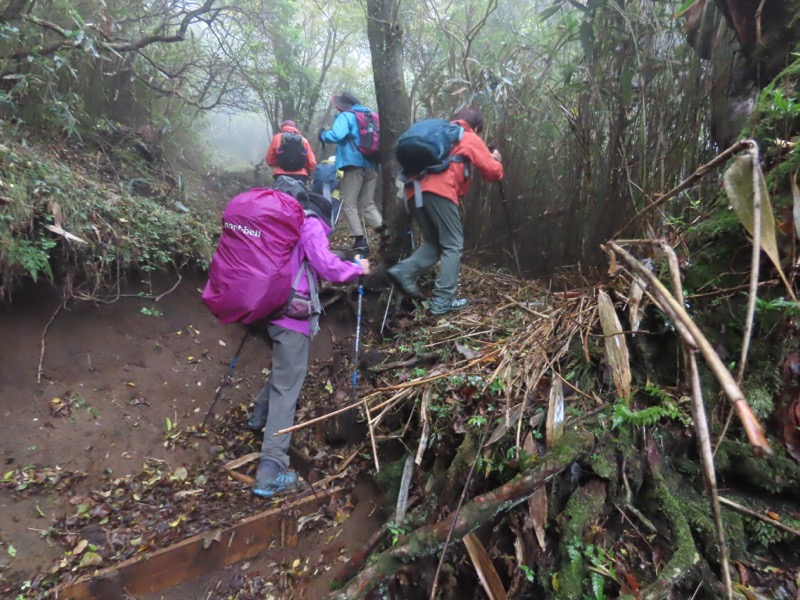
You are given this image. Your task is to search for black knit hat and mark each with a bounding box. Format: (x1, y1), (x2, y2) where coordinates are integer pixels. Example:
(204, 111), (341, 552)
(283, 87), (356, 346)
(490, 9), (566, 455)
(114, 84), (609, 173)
(302, 192), (333, 228)
(332, 91), (360, 111)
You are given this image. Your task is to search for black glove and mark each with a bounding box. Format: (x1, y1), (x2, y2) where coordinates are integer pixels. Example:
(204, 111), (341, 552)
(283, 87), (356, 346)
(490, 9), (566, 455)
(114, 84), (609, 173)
(318, 128), (327, 143)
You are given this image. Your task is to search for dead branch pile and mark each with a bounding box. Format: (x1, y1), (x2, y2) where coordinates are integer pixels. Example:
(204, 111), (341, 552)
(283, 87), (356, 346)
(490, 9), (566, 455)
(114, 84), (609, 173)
(310, 196), (800, 599)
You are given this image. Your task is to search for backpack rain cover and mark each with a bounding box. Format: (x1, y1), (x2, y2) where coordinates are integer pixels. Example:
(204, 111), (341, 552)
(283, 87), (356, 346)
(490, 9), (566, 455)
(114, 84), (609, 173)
(202, 188), (305, 324)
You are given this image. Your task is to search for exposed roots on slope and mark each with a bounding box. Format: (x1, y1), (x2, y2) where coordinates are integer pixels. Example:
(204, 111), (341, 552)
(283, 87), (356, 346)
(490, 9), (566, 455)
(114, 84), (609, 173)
(321, 266), (800, 599)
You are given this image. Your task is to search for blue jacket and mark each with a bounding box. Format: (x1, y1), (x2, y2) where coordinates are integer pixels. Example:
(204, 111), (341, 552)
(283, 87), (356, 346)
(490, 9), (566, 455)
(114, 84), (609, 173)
(320, 105), (375, 170)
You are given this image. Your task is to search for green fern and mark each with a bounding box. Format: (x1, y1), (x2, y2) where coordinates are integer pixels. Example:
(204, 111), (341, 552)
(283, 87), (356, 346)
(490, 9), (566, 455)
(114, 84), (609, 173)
(611, 402), (690, 429)
(590, 571), (606, 600)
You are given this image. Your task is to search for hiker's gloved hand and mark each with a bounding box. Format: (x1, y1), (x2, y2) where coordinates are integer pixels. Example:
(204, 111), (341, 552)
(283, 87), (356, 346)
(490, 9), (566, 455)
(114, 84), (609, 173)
(491, 149), (502, 162)
(354, 255), (371, 275)
(318, 128), (327, 143)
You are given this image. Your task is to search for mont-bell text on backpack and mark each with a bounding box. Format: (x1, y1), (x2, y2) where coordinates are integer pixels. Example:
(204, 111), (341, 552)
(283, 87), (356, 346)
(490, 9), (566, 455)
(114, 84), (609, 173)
(223, 221), (261, 238)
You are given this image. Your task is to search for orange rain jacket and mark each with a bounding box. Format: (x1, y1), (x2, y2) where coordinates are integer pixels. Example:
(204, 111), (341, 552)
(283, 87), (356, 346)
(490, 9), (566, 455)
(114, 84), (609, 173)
(265, 125), (317, 177)
(404, 120), (504, 206)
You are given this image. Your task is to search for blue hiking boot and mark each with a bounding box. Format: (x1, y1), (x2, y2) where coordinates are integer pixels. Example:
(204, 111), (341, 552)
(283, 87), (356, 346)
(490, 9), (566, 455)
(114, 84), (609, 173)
(428, 297), (469, 315)
(387, 265), (424, 299)
(252, 460), (299, 498)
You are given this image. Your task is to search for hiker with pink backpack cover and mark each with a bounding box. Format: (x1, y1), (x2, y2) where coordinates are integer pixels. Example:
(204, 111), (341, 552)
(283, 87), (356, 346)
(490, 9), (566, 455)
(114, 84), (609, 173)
(203, 187), (370, 497)
(319, 91), (386, 255)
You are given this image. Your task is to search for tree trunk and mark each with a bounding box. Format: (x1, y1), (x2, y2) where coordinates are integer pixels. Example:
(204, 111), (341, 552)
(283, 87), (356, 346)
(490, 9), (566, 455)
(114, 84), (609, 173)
(365, 0), (411, 263)
(327, 427), (595, 600)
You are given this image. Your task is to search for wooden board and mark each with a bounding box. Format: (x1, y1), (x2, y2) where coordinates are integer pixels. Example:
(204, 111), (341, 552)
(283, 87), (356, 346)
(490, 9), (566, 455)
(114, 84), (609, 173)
(54, 486), (345, 599)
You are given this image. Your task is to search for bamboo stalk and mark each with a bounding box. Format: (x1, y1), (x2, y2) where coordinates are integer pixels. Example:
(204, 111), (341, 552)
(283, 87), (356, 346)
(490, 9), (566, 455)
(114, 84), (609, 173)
(667, 242), (732, 599)
(607, 241), (772, 457)
(616, 140), (750, 236)
(275, 350), (501, 437)
(737, 142), (762, 385)
(718, 497), (800, 538)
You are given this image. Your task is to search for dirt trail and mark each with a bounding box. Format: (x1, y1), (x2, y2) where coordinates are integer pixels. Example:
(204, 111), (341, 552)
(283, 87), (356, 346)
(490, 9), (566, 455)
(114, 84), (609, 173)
(0, 271), (374, 596)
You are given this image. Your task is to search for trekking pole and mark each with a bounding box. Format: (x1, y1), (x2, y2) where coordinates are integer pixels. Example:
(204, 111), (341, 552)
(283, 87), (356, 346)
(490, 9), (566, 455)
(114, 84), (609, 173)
(350, 272), (380, 470)
(350, 276), (364, 422)
(380, 221), (418, 335)
(201, 329), (250, 429)
(380, 285), (393, 336)
(497, 181), (523, 276)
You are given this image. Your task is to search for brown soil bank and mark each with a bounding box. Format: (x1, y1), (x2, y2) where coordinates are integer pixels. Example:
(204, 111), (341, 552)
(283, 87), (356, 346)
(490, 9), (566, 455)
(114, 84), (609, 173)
(0, 271), (377, 597)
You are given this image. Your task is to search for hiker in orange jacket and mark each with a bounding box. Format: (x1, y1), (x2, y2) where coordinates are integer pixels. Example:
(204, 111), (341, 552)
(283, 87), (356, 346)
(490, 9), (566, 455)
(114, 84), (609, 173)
(266, 120), (317, 186)
(388, 106), (503, 315)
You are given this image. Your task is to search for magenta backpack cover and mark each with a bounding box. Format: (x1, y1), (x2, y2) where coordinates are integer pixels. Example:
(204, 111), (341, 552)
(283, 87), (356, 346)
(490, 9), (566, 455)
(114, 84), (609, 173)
(202, 188), (305, 324)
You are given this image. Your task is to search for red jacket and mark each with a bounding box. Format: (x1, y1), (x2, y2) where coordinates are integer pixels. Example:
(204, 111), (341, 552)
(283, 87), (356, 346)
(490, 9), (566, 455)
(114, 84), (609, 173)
(405, 120), (503, 205)
(266, 125), (317, 177)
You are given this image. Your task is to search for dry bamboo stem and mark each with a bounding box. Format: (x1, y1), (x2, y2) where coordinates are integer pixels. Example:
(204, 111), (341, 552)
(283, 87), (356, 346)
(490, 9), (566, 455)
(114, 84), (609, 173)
(737, 141), (762, 385)
(666, 241), (733, 600)
(616, 140), (750, 236)
(607, 242), (772, 457)
(364, 399), (380, 473)
(275, 350), (501, 436)
(718, 496), (800, 538)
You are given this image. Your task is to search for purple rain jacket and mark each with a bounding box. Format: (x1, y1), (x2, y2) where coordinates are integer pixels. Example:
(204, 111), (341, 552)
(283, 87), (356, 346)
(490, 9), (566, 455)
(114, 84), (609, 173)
(270, 216), (363, 336)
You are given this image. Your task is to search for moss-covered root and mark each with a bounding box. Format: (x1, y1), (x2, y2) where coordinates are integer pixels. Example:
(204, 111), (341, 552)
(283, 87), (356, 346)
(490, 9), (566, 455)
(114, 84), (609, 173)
(326, 428), (595, 600)
(633, 474), (700, 600)
(555, 479), (608, 598)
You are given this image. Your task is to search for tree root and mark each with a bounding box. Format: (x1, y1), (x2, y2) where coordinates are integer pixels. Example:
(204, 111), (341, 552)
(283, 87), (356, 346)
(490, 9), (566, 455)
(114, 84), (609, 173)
(634, 473), (701, 600)
(326, 427), (595, 600)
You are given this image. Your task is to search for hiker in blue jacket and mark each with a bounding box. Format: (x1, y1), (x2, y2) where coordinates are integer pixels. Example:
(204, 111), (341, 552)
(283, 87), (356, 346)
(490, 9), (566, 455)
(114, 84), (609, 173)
(319, 91), (385, 253)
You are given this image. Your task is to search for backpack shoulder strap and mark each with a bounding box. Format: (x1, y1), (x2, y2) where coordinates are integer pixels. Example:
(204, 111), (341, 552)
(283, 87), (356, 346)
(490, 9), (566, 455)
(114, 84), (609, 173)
(305, 261), (321, 338)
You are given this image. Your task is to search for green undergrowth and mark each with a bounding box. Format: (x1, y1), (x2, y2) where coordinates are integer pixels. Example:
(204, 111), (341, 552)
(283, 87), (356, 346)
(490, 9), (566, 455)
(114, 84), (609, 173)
(0, 127), (216, 300)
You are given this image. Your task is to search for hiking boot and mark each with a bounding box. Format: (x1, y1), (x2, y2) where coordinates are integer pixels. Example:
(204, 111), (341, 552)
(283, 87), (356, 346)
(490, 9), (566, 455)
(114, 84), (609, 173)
(428, 297), (469, 315)
(246, 401), (269, 432)
(252, 460), (299, 498)
(387, 265), (424, 299)
(352, 236), (369, 256)
(246, 415), (266, 432)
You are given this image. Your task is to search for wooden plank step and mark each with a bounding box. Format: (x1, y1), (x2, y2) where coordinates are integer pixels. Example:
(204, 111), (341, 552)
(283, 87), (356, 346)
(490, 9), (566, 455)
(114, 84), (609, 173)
(54, 486), (346, 599)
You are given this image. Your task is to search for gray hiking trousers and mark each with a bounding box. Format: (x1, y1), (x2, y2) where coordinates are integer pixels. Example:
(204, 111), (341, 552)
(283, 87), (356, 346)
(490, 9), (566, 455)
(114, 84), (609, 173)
(253, 324), (310, 469)
(340, 167), (381, 236)
(393, 192), (464, 301)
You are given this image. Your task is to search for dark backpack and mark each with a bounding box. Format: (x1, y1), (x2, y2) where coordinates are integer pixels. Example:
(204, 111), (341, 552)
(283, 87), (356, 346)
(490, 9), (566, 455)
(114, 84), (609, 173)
(350, 110), (381, 161)
(276, 132), (307, 171)
(395, 119), (466, 207)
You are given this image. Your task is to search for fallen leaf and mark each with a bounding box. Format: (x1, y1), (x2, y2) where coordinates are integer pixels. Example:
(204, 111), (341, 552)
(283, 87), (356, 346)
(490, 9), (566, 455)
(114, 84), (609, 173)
(72, 539), (88, 555)
(545, 377), (565, 450)
(78, 551), (103, 568)
(463, 532), (508, 600)
(7, 544), (16, 558)
(597, 290), (631, 401)
(44, 224), (88, 245)
(173, 466), (188, 481)
(524, 432), (547, 550)
(723, 154), (795, 300)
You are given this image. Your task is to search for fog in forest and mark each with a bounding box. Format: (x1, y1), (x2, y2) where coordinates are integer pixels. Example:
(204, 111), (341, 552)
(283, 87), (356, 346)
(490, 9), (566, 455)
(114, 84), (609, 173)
(202, 111), (272, 170)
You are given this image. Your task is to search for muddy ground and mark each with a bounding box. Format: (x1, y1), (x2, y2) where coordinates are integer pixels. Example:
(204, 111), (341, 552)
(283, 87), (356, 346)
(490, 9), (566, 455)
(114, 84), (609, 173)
(0, 271), (382, 598)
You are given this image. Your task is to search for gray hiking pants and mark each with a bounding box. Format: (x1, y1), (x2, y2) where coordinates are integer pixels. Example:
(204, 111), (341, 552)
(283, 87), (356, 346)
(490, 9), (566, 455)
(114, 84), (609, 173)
(253, 324), (310, 469)
(394, 192), (463, 301)
(340, 167), (381, 236)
